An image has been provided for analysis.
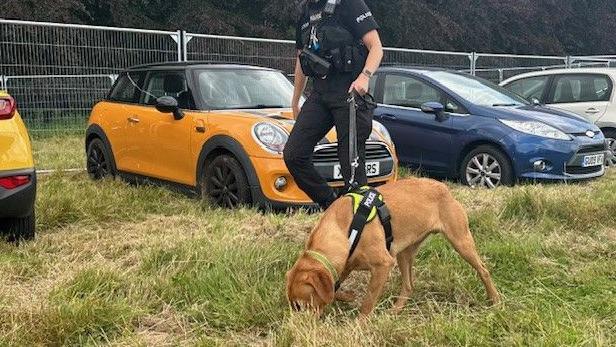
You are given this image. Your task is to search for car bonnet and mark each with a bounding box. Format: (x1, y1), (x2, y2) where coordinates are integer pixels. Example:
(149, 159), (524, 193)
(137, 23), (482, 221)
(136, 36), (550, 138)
(234, 108), (339, 143)
(473, 105), (600, 134)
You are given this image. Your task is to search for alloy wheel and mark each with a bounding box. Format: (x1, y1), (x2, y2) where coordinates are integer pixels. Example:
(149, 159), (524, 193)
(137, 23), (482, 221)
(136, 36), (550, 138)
(606, 137), (616, 167)
(208, 161), (241, 208)
(465, 153), (502, 188)
(87, 144), (110, 179)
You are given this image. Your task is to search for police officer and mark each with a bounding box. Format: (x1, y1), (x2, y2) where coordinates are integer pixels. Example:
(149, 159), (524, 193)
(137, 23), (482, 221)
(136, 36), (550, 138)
(283, 0), (383, 209)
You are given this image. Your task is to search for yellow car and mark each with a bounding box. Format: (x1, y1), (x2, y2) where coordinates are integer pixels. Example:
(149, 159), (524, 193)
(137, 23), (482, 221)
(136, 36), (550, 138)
(86, 63), (397, 208)
(0, 91), (36, 240)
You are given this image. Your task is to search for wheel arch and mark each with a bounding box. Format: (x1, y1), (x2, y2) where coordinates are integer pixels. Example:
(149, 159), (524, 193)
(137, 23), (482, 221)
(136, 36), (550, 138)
(457, 140), (515, 178)
(196, 135), (260, 189)
(85, 124), (117, 172)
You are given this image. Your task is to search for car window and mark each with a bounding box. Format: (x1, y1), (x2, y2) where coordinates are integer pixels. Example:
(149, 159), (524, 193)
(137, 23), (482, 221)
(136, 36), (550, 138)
(108, 71), (145, 103)
(504, 76), (549, 101)
(550, 74), (612, 104)
(142, 71), (193, 109)
(195, 69), (294, 110)
(382, 74), (441, 108)
(430, 71), (528, 106)
(444, 97), (462, 113)
(369, 75), (377, 95)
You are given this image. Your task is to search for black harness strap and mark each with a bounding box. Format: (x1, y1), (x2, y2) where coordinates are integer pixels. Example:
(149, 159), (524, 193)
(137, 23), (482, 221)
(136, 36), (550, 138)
(375, 199), (393, 252)
(335, 187), (394, 292)
(347, 189), (378, 257)
(347, 188), (394, 259)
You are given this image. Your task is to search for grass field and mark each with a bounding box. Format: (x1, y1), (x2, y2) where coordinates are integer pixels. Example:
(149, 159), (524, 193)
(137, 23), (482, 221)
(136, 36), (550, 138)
(1, 135), (614, 345)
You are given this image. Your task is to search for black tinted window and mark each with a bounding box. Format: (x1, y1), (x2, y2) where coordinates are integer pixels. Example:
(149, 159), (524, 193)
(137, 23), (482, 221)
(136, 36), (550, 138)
(108, 71), (145, 103)
(505, 76), (550, 101)
(382, 74), (441, 108)
(142, 71), (193, 109)
(551, 74), (612, 103)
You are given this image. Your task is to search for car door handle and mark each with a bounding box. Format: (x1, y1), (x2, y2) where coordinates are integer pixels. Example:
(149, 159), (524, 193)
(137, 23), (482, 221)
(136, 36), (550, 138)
(195, 119), (206, 133)
(585, 108), (600, 114)
(380, 114), (397, 120)
(127, 116), (140, 123)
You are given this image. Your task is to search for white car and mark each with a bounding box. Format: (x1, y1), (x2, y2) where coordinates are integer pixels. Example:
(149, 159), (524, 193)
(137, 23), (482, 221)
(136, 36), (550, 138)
(501, 68), (616, 166)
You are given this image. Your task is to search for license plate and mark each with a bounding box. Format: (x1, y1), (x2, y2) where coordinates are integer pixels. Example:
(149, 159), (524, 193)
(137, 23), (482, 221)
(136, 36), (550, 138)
(582, 154), (604, 167)
(333, 162), (380, 179)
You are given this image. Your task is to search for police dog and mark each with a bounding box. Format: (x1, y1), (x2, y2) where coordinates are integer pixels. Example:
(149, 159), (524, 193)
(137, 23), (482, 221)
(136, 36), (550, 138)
(285, 178), (500, 316)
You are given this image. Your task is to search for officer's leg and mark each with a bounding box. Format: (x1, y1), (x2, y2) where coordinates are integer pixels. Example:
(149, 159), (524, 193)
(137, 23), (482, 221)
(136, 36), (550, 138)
(331, 97), (373, 191)
(283, 94), (336, 208)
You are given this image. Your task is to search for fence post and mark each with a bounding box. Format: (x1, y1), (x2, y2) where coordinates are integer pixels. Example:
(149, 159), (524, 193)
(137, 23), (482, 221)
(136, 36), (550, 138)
(171, 30), (182, 62)
(469, 52), (478, 76)
(0, 75), (5, 90)
(183, 31), (193, 62)
(498, 69), (504, 83)
(565, 56), (573, 69)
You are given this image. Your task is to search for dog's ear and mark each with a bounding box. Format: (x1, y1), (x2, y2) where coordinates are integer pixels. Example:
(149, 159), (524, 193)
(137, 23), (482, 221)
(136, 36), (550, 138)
(308, 268), (335, 305)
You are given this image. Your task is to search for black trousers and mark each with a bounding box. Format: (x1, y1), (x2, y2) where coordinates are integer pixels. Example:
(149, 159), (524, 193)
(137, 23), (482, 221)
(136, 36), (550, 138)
(283, 91), (373, 208)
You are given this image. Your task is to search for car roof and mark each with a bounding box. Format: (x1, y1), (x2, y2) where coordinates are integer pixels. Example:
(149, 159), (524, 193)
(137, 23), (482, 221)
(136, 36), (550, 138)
(126, 61), (279, 72)
(378, 66), (460, 75)
(501, 67), (616, 84)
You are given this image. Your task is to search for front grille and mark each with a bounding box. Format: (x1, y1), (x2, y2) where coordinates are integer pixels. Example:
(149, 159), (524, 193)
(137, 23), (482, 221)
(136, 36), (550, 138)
(577, 144), (607, 154)
(565, 165), (603, 175)
(313, 142), (391, 163)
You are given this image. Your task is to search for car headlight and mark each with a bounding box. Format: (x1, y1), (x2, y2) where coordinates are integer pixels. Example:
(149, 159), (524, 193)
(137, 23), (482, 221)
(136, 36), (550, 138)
(500, 119), (572, 140)
(370, 120), (393, 144)
(253, 122), (289, 154)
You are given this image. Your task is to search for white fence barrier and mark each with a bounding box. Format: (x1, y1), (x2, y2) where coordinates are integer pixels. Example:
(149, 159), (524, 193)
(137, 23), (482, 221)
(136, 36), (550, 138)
(1, 18), (615, 135)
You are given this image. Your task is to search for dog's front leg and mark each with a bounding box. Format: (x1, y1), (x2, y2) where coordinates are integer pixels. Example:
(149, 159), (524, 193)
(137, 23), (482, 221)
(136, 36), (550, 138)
(335, 266), (357, 302)
(359, 259), (394, 317)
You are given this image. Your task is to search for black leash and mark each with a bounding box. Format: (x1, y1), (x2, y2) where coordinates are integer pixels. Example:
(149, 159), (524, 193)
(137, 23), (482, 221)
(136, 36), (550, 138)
(346, 91), (377, 191)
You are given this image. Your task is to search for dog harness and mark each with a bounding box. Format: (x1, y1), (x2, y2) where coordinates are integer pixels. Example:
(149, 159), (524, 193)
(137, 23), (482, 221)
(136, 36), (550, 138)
(345, 186), (394, 258)
(305, 186), (394, 291)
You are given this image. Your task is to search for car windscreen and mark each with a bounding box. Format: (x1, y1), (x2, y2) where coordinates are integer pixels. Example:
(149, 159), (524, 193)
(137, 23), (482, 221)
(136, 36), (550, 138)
(429, 71), (529, 107)
(195, 69), (294, 110)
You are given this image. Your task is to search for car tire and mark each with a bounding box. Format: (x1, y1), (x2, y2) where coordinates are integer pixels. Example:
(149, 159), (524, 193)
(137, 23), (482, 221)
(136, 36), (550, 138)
(87, 138), (115, 180)
(603, 129), (616, 167)
(460, 145), (514, 188)
(1, 211), (35, 243)
(202, 155), (251, 208)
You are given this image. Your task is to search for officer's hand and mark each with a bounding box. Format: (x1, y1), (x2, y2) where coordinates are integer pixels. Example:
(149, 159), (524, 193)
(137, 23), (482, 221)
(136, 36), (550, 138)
(349, 74), (370, 96)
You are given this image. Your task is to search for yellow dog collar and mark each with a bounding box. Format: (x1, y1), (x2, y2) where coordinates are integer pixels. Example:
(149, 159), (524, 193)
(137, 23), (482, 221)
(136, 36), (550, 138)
(306, 250), (339, 283)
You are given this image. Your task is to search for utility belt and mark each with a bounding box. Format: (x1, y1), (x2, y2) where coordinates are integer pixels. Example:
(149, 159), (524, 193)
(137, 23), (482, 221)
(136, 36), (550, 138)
(300, 44), (365, 80)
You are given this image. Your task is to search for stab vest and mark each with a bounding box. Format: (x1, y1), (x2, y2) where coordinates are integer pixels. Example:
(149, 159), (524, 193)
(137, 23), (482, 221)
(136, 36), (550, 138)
(299, 0), (367, 79)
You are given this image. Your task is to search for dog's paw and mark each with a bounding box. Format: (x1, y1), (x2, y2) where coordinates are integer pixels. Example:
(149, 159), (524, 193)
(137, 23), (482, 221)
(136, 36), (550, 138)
(335, 290), (357, 302)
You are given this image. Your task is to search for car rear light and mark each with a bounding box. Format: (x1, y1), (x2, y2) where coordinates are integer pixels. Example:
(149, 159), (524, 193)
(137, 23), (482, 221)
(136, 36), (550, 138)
(0, 96), (17, 120)
(0, 175), (31, 189)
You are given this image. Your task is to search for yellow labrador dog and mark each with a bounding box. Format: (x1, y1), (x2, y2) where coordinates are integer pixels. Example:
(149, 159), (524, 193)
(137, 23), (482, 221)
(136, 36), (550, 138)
(286, 178), (500, 316)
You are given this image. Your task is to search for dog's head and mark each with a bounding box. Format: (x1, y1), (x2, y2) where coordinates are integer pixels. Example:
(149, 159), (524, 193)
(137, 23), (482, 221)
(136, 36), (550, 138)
(285, 254), (335, 315)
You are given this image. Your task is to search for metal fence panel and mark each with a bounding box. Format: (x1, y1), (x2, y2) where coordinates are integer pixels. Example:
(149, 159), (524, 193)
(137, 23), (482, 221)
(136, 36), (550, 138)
(474, 53), (568, 83)
(382, 47), (472, 72)
(185, 33), (297, 74)
(4, 19), (616, 136)
(0, 19), (181, 134)
(5, 75), (115, 134)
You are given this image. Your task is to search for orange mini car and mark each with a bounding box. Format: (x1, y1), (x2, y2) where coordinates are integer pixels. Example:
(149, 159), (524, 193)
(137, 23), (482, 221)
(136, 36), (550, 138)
(86, 62), (397, 208)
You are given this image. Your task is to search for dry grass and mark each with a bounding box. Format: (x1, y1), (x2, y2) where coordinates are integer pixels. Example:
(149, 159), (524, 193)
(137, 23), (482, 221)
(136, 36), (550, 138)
(1, 135), (614, 346)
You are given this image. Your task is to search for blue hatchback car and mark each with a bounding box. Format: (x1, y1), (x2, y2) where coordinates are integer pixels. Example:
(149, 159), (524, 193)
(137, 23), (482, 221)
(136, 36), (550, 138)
(369, 67), (608, 188)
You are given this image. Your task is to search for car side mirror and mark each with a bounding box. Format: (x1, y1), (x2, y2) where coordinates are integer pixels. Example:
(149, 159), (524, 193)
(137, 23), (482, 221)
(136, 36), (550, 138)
(421, 102), (448, 122)
(156, 96), (184, 120)
(531, 98), (541, 106)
